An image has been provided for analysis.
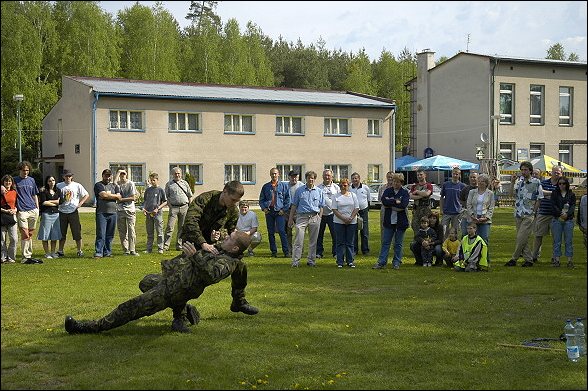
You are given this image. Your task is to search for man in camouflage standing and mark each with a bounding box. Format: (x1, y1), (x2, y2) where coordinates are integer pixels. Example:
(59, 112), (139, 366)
(65, 231), (256, 334)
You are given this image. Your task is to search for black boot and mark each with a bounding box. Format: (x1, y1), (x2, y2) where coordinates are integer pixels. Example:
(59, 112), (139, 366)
(64, 316), (100, 334)
(230, 299), (259, 315)
(171, 317), (191, 333)
(185, 304), (200, 325)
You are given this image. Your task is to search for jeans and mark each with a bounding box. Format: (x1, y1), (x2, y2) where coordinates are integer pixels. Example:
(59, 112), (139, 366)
(377, 225), (406, 267)
(95, 212), (117, 257)
(265, 210), (289, 255)
(551, 218), (574, 257)
(354, 207), (370, 254)
(334, 222), (356, 266)
(317, 213), (336, 257)
(410, 241), (443, 265)
(475, 223), (491, 263)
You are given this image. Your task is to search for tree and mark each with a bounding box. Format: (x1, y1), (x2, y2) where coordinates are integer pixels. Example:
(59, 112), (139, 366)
(546, 43), (566, 60)
(243, 22), (274, 86)
(342, 49), (376, 95)
(218, 18), (255, 85)
(180, 19), (222, 83)
(186, 0), (220, 32)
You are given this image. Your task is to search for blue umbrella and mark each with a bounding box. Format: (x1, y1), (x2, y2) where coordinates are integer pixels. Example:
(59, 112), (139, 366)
(395, 155), (419, 168)
(397, 155), (479, 171)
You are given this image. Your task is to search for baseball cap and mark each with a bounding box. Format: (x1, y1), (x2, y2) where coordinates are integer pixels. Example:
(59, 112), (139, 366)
(102, 169), (112, 176)
(62, 169), (74, 177)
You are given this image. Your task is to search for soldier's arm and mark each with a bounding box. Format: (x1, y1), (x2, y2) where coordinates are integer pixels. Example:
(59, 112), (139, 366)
(181, 193), (209, 247)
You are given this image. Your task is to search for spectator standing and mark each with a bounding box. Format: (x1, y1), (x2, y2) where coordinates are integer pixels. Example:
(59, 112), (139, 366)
(440, 167), (466, 240)
(491, 176), (502, 207)
(409, 170), (433, 237)
(37, 176), (62, 259)
(164, 167), (193, 252)
(259, 168), (290, 258)
(531, 166), (563, 263)
(532, 168), (542, 180)
(459, 171), (478, 238)
(93, 169), (121, 258)
(115, 169), (139, 256)
(466, 173), (495, 264)
(332, 178), (359, 268)
(142, 173), (167, 254)
(56, 169), (89, 257)
(378, 171), (395, 238)
(284, 170), (304, 255)
(550, 176), (576, 268)
(350, 172), (370, 255)
(13, 161), (40, 264)
(236, 200), (261, 256)
(578, 192), (587, 249)
(373, 173), (410, 270)
(316, 169), (340, 259)
(1, 175), (18, 263)
(505, 161), (543, 267)
(288, 171), (324, 267)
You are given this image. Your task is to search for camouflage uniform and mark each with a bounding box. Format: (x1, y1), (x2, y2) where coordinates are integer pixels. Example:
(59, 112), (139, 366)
(411, 183), (432, 236)
(66, 247), (248, 333)
(180, 190), (240, 248)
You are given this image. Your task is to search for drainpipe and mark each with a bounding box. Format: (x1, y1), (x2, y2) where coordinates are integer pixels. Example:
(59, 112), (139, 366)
(92, 91), (99, 195)
(390, 106), (396, 172)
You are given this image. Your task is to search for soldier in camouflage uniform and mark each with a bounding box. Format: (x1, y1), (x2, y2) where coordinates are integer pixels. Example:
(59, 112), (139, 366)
(65, 231), (257, 334)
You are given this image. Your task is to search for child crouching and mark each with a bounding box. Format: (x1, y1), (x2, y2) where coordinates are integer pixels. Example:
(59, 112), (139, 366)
(454, 222), (488, 272)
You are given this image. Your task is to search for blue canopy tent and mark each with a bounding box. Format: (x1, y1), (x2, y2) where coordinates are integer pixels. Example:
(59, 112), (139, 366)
(397, 155), (479, 171)
(394, 155), (419, 169)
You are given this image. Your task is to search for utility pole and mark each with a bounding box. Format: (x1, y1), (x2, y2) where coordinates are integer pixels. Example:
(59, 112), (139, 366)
(466, 34), (471, 52)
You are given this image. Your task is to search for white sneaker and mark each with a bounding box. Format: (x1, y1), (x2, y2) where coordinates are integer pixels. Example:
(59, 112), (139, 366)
(45, 254), (54, 259)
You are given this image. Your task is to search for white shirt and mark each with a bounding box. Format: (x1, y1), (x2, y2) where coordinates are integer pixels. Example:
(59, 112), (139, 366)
(236, 210), (259, 232)
(332, 192), (359, 224)
(351, 183), (370, 210)
(285, 180), (304, 208)
(57, 181), (89, 214)
(317, 182), (340, 216)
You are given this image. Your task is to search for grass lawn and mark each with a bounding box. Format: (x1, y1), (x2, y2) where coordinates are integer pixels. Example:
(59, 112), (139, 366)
(1, 207), (586, 389)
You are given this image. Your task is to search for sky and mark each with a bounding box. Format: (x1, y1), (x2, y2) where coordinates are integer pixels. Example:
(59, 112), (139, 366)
(99, 1), (587, 62)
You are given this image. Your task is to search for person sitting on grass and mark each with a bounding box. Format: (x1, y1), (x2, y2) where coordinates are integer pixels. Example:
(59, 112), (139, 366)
(454, 222), (488, 272)
(442, 227), (461, 267)
(65, 231), (258, 334)
(413, 216), (437, 267)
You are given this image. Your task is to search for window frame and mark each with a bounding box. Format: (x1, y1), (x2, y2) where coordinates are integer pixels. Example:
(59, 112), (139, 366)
(168, 112), (201, 133)
(224, 114), (255, 134)
(109, 109), (144, 131)
(224, 164), (255, 184)
(499, 83), (514, 124)
(499, 142), (516, 161)
(529, 143), (544, 159)
(558, 144), (573, 165)
(559, 86), (573, 126)
(168, 163), (203, 184)
(109, 163), (146, 185)
(368, 164), (383, 183)
(324, 164), (350, 182)
(324, 117), (350, 136)
(275, 116), (304, 135)
(529, 85), (544, 126)
(367, 119), (383, 137)
(276, 164), (305, 178)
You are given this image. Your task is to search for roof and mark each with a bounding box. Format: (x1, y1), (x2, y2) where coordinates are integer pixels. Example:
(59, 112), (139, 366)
(446, 51), (587, 69)
(66, 76), (395, 109)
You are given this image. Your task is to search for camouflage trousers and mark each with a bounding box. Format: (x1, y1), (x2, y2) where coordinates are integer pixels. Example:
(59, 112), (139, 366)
(77, 253), (248, 332)
(411, 204), (431, 236)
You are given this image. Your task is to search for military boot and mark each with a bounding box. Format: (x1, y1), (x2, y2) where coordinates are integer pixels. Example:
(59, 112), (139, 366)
(230, 299), (259, 315)
(64, 316), (101, 334)
(171, 317), (191, 333)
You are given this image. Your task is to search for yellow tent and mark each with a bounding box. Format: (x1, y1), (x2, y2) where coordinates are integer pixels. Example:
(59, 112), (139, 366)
(500, 154), (586, 178)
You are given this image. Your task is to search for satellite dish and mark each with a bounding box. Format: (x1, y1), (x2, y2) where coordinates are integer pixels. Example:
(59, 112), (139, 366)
(480, 133), (489, 143)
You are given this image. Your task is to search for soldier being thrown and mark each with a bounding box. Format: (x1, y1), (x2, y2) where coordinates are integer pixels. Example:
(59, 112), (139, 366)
(64, 230), (258, 334)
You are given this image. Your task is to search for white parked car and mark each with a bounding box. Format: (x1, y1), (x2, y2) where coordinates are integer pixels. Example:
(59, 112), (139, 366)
(368, 184), (382, 209)
(403, 183), (442, 209)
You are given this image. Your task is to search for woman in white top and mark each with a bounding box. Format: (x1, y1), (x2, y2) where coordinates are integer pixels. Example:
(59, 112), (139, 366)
(466, 174), (495, 262)
(332, 178), (359, 268)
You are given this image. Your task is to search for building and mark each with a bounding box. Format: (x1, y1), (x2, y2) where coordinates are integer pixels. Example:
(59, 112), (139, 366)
(405, 51), (587, 181)
(42, 76), (396, 202)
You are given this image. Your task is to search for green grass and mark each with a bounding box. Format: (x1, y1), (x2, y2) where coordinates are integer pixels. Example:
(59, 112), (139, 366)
(1, 208), (587, 389)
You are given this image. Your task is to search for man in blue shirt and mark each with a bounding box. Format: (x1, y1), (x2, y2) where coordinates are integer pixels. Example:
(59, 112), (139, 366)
(440, 167), (466, 241)
(531, 165), (562, 263)
(259, 168), (290, 258)
(13, 161), (40, 264)
(288, 171), (324, 267)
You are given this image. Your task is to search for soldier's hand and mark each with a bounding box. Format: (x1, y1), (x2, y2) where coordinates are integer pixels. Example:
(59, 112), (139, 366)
(202, 242), (219, 255)
(210, 230), (221, 242)
(182, 241), (197, 257)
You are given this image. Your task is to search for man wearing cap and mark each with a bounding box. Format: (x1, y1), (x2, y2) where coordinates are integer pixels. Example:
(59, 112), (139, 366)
(93, 169), (121, 258)
(56, 169), (89, 257)
(164, 167), (193, 252)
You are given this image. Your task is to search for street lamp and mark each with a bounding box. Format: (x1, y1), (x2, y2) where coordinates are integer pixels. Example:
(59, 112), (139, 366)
(13, 94), (24, 162)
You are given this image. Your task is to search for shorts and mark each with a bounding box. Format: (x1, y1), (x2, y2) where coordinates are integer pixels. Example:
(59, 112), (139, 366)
(533, 214), (552, 237)
(59, 210), (82, 241)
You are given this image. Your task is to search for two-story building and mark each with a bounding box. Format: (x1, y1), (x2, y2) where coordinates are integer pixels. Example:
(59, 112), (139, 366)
(41, 76), (396, 202)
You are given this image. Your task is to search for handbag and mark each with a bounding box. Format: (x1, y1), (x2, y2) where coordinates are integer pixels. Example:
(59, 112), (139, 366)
(356, 215), (364, 231)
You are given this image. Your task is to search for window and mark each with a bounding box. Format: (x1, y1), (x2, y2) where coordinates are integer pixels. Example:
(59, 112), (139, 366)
(225, 164), (255, 183)
(324, 118), (349, 136)
(224, 114), (254, 133)
(559, 87), (573, 126)
(368, 119), (382, 136)
(559, 144), (572, 165)
(57, 119), (63, 145)
(529, 143), (544, 159)
(169, 164), (202, 184)
(499, 83), (514, 124)
(529, 85), (544, 125)
(324, 164), (350, 182)
(499, 142), (515, 160)
(169, 113), (200, 132)
(368, 164), (382, 183)
(277, 164), (304, 178)
(276, 116), (303, 134)
(109, 163), (145, 184)
(109, 110), (143, 131)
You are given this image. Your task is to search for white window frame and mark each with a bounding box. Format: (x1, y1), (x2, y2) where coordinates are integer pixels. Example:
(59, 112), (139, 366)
(109, 163), (145, 185)
(499, 83), (514, 124)
(109, 110), (144, 131)
(276, 116), (304, 135)
(559, 144), (572, 165)
(276, 164), (304, 178)
(324, 164), (350, 182)
(224, 114), (254, 133)
(168, 112), (201, 132)
(225, 164), (255, 184)
(499, 142), (516, 161)
(169, 163), (203, 184)
(529, 143), (544, 159)
(559, 87), (573, 126)
(324, 118), (350, 136)
(529, 85), (544, 125)
(367, 119), (382, 136)
(368, 164), (383, 183)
